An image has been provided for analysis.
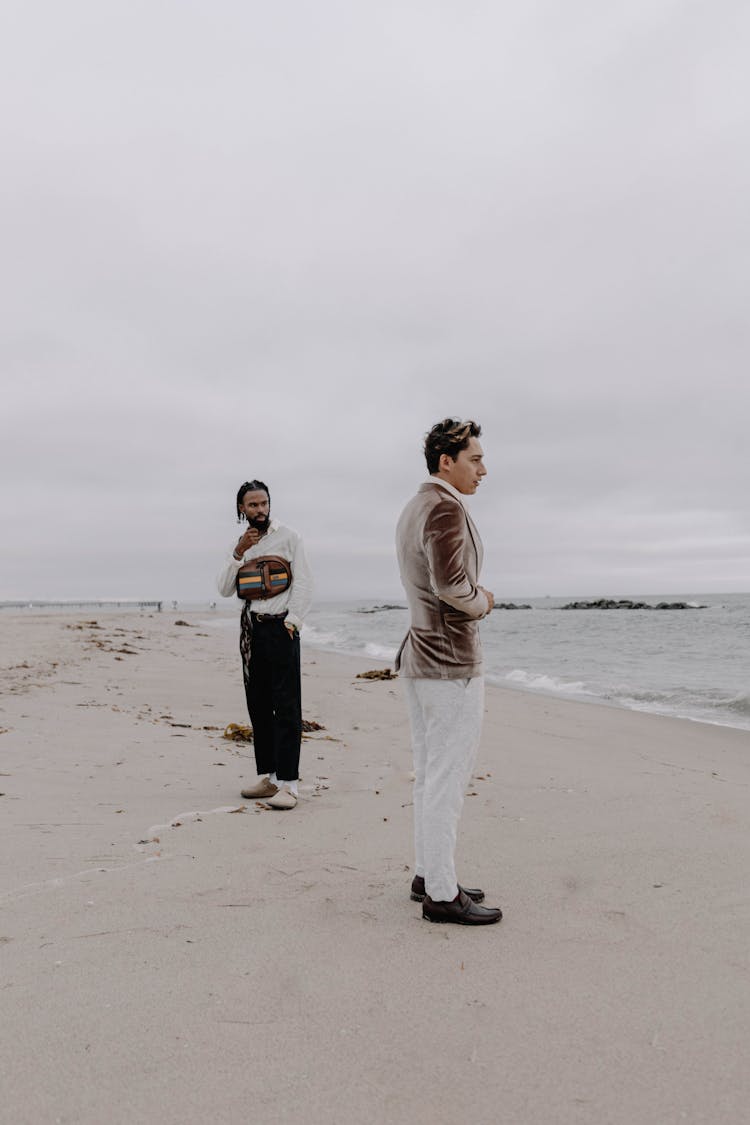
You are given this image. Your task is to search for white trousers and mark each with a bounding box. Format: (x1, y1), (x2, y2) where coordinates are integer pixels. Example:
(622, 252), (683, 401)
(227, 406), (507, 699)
(403, 676), (484, 902)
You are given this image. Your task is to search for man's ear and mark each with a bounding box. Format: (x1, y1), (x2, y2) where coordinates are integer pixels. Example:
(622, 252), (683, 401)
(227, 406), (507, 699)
(438, 452), (454, 474)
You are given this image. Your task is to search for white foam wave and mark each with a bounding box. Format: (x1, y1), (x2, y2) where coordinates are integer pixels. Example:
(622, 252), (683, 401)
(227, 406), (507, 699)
(302, 624), (343, 647)
(364, 641), (398, 661)
(503, 669), (590, 695)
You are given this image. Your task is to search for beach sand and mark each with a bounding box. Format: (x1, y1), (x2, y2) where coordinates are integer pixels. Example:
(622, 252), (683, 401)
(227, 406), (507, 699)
(1, 610), (748, 1124)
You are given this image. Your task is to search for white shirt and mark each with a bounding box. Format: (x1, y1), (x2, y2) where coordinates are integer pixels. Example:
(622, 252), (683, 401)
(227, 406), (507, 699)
(216, 518), (313, 630)
(423, 476), (468, 508)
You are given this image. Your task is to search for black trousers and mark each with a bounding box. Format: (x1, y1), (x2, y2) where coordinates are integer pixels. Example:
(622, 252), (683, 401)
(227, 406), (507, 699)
(242, 614), (302, 781)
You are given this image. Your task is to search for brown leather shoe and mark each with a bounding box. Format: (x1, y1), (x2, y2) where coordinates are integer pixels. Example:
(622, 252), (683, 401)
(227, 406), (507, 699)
(410, 875), (485, 903)
(422, 889), (502, 925)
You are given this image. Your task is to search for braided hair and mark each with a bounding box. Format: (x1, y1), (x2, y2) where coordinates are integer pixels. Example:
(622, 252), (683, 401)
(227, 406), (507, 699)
(236, 480), (271, 523)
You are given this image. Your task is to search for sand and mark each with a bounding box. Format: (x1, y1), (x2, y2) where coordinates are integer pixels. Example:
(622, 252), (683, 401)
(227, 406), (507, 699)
(1, 610), (749, 1125)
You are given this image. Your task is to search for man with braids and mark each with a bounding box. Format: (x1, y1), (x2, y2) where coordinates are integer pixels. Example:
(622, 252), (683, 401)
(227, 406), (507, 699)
(395, 419), (502, 925)
(217, 481), (312, 810)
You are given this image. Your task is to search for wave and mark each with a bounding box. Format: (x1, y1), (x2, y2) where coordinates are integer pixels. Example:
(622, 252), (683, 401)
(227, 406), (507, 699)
(614, 684), (750, 717)
(303, 625), (397, 663)
(364, 641), (398, 661)
(302, 624), (344, 647)
(710, 691), (750, 717)
(494, 673), (750, 729)
(499, 669), (591, 696)
(613, 687), (675, 705)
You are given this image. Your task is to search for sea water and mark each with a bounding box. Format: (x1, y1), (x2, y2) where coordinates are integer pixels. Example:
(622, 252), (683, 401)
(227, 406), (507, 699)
(300, 593), (750, 733)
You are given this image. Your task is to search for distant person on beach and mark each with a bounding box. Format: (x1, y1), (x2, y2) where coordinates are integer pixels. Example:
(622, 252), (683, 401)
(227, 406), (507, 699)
(217, 480), (312, 810)
(395, 419), (502, 925)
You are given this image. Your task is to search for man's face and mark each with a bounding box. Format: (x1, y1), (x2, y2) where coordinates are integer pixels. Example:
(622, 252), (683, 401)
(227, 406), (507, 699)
(240, 489), (270, 528)
(440, 436), (487, 495)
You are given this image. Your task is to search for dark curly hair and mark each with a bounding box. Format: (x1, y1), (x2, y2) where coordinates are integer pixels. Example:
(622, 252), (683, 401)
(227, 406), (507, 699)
(236, 480), (270, 523)
(424, 419), (481, 474)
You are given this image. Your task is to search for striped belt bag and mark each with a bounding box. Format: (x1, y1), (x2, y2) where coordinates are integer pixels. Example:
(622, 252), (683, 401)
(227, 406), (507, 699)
(236, 555), (293, 601)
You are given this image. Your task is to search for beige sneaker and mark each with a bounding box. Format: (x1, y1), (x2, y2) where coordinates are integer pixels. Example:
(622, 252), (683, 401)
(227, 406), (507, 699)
(240, 777), (279, 799)
(264, 789), (297, 810)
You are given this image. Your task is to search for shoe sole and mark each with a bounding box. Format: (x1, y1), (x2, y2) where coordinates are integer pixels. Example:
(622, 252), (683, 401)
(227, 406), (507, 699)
(422, 911), (502, 925)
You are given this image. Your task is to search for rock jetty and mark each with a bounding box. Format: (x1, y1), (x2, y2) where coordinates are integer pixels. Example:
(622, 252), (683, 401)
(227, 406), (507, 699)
(357, 604), (406, 614)
(560, 599), (706, 611)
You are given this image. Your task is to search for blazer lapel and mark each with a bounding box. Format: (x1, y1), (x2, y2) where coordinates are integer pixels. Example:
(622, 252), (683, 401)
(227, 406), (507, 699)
(464, 509), (482, 576)
(420, 480), (483, 576)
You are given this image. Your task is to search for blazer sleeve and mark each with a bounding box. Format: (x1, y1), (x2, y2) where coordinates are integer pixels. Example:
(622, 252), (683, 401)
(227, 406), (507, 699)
(423, 498), (489, 619)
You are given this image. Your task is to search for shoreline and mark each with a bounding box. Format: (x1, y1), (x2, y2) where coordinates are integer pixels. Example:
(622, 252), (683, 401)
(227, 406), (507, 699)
(5, 601), (750, 734)
(1, 610), (749, 1123)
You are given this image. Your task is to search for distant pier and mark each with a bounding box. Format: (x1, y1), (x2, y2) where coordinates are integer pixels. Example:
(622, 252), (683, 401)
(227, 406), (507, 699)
(0, 600), (163, 611)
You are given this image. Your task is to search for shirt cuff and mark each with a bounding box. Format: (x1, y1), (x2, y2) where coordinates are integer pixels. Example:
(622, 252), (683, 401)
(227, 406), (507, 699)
(285, 614), (301, 630)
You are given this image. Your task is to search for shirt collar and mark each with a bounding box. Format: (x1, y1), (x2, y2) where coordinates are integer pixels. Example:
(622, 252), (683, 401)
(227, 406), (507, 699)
(255, 517), (280, 538)
(423, 476), (468, 509)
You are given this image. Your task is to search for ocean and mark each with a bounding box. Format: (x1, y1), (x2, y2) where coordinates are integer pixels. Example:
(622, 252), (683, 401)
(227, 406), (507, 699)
(300, 593), (750, 733)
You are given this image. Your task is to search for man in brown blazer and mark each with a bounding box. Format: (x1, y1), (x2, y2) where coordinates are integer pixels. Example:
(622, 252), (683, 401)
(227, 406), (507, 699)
(395, 419), (502, 925)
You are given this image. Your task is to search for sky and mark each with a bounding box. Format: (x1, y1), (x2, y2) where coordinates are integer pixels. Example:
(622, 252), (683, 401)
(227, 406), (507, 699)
(1, 0), (749, 604)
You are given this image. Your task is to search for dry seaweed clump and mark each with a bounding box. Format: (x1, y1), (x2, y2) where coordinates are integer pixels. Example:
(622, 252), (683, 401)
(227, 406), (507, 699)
(223, 723), (254, 742)
(223, 719), (326, 742)
(356, 668), (398, 680)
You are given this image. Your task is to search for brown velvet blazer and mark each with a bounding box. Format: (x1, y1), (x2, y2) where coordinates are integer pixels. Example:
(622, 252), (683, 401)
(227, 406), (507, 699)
(395, 481), (490, 679)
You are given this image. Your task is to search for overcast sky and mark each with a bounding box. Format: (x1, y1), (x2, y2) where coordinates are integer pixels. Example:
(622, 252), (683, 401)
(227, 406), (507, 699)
(2, 0), (748, 604)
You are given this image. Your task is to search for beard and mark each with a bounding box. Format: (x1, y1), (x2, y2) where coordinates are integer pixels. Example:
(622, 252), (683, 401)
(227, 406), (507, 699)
(249, 513), (270, 532)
